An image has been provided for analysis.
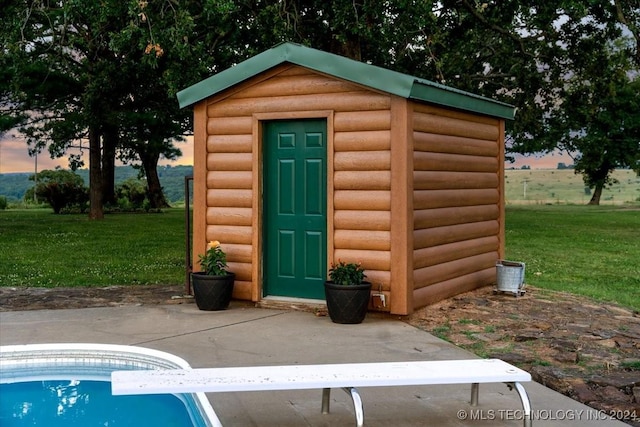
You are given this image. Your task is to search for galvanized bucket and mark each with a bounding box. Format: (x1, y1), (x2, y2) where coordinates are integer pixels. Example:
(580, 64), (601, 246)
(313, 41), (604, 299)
(495, 260), (526, 296)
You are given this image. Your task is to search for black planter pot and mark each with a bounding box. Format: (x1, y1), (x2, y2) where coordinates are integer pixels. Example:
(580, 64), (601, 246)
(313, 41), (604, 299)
(324, 281), (372, 324)
(191, 272), (235, 311)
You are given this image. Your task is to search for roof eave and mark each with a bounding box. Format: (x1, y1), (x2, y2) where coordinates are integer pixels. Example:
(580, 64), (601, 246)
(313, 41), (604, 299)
(409, 81), (515, 120)
(177, 48), (284, 109)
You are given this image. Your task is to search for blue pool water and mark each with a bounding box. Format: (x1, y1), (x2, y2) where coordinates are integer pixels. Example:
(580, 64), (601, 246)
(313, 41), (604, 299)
(0, 344), (221, 427)
(1, 380), (195, 426)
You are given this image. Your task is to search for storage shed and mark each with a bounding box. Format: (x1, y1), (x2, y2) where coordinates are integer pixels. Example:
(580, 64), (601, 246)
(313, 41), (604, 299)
(178, 42), (514, 315)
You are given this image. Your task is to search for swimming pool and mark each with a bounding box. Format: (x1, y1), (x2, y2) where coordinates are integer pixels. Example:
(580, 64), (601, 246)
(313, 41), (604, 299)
(0, 343), (222, 427)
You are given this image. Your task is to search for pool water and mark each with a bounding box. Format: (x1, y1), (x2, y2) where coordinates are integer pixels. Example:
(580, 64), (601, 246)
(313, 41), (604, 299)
(0, 344), (221, 427)
(1, 379), (196, 426)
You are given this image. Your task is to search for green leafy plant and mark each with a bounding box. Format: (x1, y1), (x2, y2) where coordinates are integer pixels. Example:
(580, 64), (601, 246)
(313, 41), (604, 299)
(29, 169), (89, 214)
(328, 260), (366, 286)
(198, 241), (229, 276)
(115, 178), (148, 211)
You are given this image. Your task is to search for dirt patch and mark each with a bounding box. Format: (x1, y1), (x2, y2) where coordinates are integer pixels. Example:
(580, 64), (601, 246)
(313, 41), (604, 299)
(405, 286), (640, 426)
(1, 284), (639, 425)
(0, 285), (190, 311)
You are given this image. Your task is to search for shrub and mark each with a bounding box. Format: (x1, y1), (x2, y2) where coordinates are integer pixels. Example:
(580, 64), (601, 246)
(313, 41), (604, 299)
(115, 178), (148, 210)
(0, 196), (7, 210)
(30, 169), (88, 214)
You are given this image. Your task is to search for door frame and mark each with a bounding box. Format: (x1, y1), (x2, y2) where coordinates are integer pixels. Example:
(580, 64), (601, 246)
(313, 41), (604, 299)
(251, 111), (335, 301)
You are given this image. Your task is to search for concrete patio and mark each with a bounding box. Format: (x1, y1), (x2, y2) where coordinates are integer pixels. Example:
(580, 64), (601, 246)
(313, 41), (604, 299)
(0, 301), (628, 426)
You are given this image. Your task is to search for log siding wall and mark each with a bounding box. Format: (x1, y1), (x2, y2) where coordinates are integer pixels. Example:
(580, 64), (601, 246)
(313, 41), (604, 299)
(411, 104), (503, 308)
(198, 65), (394, 302)
(333, 107), (392, 292)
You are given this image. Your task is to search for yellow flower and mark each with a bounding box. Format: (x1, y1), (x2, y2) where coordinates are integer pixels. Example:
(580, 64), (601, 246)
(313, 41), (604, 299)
(207, 240), (221, 250)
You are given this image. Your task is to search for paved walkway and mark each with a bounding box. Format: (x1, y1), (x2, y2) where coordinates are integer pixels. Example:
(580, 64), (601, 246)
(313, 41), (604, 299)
(0, 302), (628, 426)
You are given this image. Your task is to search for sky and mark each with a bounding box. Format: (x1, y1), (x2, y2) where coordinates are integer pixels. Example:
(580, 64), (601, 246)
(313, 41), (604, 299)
(507, 150), (575, 169)
(0, 133), (194, 174)
(0, 132), (572, 174)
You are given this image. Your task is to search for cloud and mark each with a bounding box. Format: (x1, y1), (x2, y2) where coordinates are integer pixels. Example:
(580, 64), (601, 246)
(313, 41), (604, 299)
(0, 134), (194, 173)
(0, 134), (69, 174)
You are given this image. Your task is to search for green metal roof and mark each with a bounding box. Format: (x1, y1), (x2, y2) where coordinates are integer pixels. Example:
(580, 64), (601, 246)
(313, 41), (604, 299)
(177, 42), (515, 120)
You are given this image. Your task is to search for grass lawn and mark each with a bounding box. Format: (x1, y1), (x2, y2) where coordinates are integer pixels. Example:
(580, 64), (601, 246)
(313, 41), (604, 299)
(0, 209), (187, 287)
(505, 205), (640, 311)
(1, 205), (638, 311)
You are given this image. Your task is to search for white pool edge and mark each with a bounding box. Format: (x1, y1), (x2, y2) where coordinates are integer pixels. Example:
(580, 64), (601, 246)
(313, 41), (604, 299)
(0, 343), (223, 427)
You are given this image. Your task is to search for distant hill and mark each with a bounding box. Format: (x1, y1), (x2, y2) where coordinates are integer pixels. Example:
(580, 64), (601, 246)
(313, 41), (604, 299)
(0, 165), (193, 204)
(4, 166), (637, 206)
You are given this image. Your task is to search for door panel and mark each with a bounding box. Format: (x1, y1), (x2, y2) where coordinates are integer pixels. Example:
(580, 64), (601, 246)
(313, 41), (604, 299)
(264, 119), (327, 299)
(305, 159), (323, 215)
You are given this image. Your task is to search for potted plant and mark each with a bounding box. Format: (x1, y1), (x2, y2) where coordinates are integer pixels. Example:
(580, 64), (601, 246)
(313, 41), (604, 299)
(191, 241), (235, 311)
(324, 261), (371, 324)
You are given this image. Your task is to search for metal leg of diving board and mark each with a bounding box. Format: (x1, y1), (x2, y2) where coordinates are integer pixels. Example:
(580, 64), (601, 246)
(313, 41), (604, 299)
(470, 383), (479, 406)
(507, 382), (532, 427)
(321, 388), (331, 414)
(321, 387), (364, 427)
(472, 382), (532, 427)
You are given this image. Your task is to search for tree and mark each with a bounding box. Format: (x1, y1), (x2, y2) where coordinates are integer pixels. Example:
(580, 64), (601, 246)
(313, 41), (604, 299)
(223, 0), (439, 64)
(1, 1), (221, 216)
(613, 0), (640, 66)
(1, 1), (129, 219)
(4, 0), (638, 210)
(223, 0), (639, 192)
(104, 0), (217, 209)
(552, 72), (639, 204)
(427, 1), (639, 205)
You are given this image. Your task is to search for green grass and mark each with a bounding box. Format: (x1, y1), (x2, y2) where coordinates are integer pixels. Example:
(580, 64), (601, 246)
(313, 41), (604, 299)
(505, 205), (640, 311)
(432, 323), (451, 340)
(620, 360), (640, 371)
(0, 209), (187, 287)
(1, 205), (639, 312)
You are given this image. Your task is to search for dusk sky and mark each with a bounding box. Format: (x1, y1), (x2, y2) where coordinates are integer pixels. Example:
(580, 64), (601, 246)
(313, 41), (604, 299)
(0, 133), (194, 174)
(0, 132), (571, 174)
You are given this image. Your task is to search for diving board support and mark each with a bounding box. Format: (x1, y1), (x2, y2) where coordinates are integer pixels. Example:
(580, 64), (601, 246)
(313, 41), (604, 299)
(512, 382), (533, 427)
(322, 387), (364, 427)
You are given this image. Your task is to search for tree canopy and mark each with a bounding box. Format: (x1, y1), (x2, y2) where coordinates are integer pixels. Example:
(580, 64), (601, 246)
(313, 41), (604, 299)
(0, 0), (220, 216)
(2, 0), (638, 210)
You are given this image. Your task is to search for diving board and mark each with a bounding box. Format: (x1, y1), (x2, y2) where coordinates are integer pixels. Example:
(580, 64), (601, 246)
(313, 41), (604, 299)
(112, 358), (533, 427)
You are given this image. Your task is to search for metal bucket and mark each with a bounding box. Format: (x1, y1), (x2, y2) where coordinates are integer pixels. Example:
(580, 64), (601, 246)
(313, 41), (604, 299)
(495, 260), (526, 296)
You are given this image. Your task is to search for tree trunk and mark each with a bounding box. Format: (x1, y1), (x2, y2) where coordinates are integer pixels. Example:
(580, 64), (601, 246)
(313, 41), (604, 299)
(588, 184), (603, 205)
(101, 126), (118, 206)
(332, 38), (362, 61)
(88, 126), (104, 220)
(140, 151), (170, 209)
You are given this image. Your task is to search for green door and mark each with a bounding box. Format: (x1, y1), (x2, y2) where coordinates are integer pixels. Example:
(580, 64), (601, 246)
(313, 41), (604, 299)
(263, 119), (327, 299)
